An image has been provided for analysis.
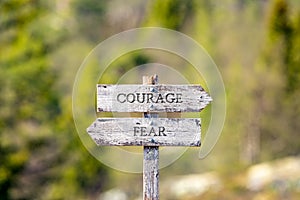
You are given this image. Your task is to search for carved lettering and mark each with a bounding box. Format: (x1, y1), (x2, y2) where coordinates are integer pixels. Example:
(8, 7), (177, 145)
(158, 126), (166, 136)
(127, 93), (135, 103)
(117, 93), (183, 104)
(133, 126), (167, 136)
(176, 93), (183, 103)
(140, 127), (147, 136)
(133, 126), (139, 136)
(149, 127), (157, 136)
(156, 93), (165, 103)
(116, 93), (126, 103)
(136, 93), (145, 103)
(147, 93), (154, 103)
(165, 93), (175, 103)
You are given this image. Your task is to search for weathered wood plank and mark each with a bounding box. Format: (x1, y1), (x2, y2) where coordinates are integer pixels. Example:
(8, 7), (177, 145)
(86, 118), (201, 146)
(97, 84), (212, 112)
(143, 75), (159, 200)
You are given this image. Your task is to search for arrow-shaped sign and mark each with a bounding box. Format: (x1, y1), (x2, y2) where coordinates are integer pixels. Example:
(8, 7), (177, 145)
(87, 118), (201, 146)
(97, 84), (212, 112)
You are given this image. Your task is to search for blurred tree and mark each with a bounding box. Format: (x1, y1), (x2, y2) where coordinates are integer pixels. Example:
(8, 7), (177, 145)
(213, 0), (300, 165)
(0, 0), (59, 198)
(73, 0), (107, 42)
(258, 0), (300, 159)
(0, 0), (107, 199)
(268, 0), (299, 93)
(145, 0), (196, 30)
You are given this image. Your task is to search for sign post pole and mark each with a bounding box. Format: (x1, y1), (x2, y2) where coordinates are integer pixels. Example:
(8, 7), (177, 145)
(143, 75), (159, 200)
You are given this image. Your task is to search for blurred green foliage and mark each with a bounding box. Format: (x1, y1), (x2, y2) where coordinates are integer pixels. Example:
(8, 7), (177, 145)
(0, 0), (107, 199)
(0, 1), (58, 198)
(145, 0), (196, 30)
(72, 0), (107, 42)
(0, 0), (300, 199)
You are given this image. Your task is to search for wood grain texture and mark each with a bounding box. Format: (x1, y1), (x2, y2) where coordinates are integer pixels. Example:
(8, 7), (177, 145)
(86, 118), (201, 146)
(143, 146), (159, 200)
(97, 84), (212, 112)
(143, 75), (159, 200)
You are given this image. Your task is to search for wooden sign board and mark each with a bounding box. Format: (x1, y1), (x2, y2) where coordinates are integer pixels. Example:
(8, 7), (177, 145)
(97, 84), (212, 112)
(87, 118), (201, 146)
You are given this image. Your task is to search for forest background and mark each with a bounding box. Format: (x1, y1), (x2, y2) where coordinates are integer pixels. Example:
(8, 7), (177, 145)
(1, 0), (300, 199)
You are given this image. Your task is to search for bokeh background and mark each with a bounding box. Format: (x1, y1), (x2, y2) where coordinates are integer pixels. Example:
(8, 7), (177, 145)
(1, 0), (300, 199)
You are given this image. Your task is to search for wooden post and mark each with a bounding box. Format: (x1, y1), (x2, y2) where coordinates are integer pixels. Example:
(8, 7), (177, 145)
(143, 75), (159, 200)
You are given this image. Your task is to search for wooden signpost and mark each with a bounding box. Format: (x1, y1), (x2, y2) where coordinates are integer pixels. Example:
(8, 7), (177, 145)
(87, 75), (212, 200)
